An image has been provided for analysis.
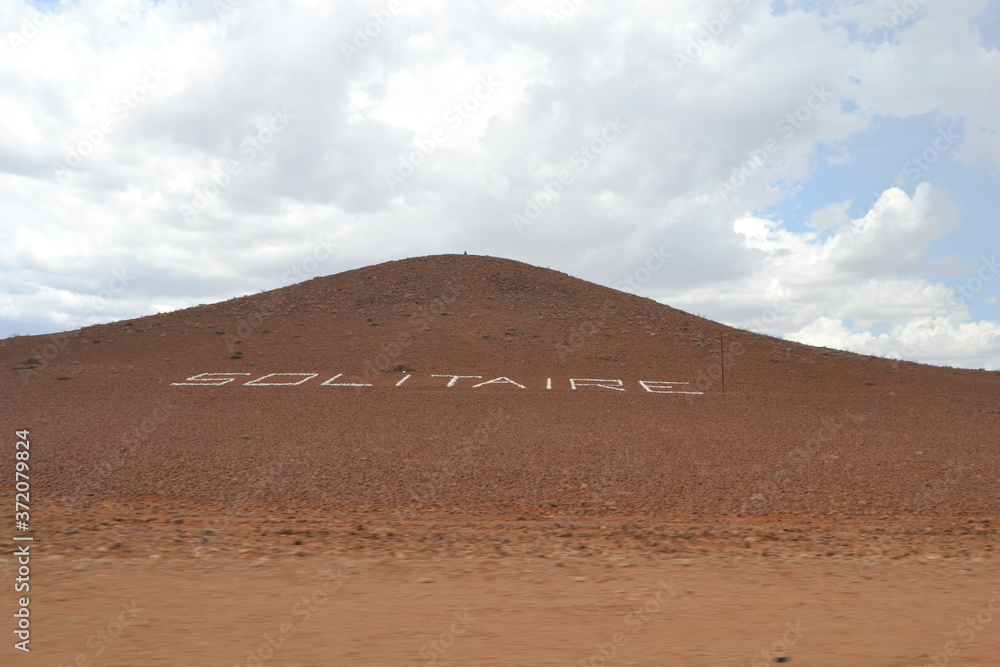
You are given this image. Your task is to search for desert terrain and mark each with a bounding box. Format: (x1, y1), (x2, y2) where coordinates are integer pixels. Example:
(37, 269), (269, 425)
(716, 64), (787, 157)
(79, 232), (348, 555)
(3, 254), (999, 665)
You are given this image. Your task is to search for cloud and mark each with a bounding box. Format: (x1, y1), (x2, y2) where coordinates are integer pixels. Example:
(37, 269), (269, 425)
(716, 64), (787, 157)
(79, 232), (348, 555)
(0, 0), (997, 368)
(656, 184), (999, 368)
(789, 314), (1000, 370)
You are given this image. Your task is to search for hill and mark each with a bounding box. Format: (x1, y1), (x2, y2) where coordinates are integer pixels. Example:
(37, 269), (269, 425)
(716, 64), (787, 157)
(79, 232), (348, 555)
(4, 253), (999, 519)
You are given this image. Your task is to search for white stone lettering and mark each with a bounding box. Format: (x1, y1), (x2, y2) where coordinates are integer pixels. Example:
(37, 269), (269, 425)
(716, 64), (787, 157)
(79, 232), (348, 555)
(569, 378), (625, 391)
(321, 373), (373, 387)
(169, 371), (708, 396)
(171, 372), (252, 386)
(471, 377), (526, 389)
(244, 373), (318, 386)
(639, 380), (704, 395)
(431, 374), (482, 387)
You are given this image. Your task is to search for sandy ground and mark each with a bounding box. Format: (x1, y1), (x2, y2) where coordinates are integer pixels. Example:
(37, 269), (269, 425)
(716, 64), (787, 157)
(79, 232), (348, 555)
(2, 503), (999, 666)
(4, 537), (1000, 666)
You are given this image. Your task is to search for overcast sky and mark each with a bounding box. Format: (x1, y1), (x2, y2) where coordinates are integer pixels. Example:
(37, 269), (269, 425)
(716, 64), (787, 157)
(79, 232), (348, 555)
(2, 0), (998, 369)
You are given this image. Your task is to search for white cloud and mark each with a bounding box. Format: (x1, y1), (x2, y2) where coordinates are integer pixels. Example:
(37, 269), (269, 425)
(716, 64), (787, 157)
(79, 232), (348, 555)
(655, 183), (1000, 367)
(0, 0), (997, 368)
(789, 314), (1000, 371)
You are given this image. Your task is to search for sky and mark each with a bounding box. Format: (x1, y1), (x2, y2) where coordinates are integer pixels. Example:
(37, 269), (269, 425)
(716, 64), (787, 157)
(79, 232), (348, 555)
(1, 0), (998, 370)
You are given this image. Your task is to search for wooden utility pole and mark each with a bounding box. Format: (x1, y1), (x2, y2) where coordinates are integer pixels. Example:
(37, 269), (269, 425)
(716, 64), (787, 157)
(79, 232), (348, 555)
(721, 332), (725, 393)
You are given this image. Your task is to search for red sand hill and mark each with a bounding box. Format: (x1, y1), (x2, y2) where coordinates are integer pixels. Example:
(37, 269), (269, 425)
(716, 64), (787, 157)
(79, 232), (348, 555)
(4, 254), (999, 519)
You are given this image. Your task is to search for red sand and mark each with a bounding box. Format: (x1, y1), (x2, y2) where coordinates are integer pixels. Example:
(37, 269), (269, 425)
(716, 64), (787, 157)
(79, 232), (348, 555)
(3, 254), (999, 664)
(5, 253), (998, 517)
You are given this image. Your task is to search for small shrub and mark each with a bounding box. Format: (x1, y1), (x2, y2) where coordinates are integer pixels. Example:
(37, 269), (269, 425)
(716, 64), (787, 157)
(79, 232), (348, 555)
(386, 363), (416, 373)
(13, 357), (42, 370)
(230, 351), (244, 359)
(597, 354), (616, 361)
(215, 329), (226, 335)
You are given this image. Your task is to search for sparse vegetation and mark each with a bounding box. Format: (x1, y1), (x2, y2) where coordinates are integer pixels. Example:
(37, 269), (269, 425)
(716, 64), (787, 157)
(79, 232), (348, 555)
(230, 351), (244, 359)
(386, 364), (416, 372)
(441, 312), (453, 316)
(865, 381), (876, 386)
(236, 435), (251, 440)
(13, 357), (41, 370)
(261, 330), (271, 334)
(215, 329), (226, 335)
(597, 354), (616, 361)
